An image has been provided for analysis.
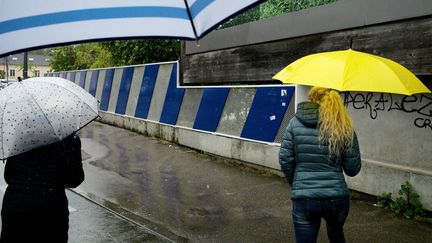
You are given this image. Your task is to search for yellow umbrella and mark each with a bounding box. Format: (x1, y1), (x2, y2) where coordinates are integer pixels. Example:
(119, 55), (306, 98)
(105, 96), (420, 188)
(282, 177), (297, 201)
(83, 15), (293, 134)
(273, 49), (430, 95)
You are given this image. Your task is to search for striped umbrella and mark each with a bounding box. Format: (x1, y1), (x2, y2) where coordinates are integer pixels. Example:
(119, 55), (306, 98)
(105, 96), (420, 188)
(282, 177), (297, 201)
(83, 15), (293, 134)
(0, 0), (264, 57)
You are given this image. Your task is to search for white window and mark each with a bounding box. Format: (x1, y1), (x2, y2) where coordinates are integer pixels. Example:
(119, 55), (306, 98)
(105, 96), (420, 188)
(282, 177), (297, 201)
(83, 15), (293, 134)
(34, 70), (40, 77)
(29, 58), (34, 61)
(12, 57), (17, 61)
(10, 69), (15, 77)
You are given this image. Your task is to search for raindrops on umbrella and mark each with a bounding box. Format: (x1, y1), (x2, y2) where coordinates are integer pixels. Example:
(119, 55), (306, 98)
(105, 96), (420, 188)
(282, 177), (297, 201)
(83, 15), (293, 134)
(0, 77), (98, 159)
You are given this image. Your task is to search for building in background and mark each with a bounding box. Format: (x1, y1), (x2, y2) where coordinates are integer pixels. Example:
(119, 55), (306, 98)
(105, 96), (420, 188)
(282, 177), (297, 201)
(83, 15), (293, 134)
(0, 54), (51, 80)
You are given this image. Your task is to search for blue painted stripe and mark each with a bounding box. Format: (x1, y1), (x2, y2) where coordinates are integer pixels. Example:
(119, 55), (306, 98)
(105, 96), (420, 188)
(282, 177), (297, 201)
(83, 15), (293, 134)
(0, 7), (191, 35)
(89, 70), (99, 97)
(135, 65), (159, 119)
(241, 87), (294, 142)
(193, 88), (230, 132)
(159, 64), (184, 125)
(190, 0), (214, 18)
(70, 72), (76, 83)
(115, 67), (134, 115)
(79, 71), (86, 88)
(99, 68), (115, 111)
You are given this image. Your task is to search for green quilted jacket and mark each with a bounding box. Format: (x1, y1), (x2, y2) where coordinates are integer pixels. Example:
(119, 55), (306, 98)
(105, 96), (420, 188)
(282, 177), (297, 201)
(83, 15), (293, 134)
(279, 102), (361, 199)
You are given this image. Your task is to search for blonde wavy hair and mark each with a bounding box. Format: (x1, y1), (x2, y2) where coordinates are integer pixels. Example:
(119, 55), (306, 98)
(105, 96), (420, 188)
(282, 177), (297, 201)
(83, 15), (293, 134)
(308, 87), (354, 156)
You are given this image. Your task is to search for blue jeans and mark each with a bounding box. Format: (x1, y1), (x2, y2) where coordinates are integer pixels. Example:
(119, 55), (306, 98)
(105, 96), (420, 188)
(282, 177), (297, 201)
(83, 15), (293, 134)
(292, 198), (350, 243)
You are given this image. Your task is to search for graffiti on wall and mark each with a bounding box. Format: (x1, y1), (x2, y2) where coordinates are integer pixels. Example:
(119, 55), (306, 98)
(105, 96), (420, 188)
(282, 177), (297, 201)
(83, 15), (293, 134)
(343, 92), (432, 130)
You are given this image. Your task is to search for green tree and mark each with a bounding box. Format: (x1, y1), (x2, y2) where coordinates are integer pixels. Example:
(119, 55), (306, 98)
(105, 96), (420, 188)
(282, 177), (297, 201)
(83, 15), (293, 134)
(74, 44), (112, 70)
(18, 63), (36, 76)
(48, 46), (78, 71)
(48, 44), (112, 71)
(100, 39), (180, 66)
(48, 40), (179, 71)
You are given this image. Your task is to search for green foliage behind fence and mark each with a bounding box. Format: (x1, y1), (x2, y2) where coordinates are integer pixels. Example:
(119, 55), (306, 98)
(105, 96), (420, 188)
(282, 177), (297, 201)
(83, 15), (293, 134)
(222, 0), (338, 28)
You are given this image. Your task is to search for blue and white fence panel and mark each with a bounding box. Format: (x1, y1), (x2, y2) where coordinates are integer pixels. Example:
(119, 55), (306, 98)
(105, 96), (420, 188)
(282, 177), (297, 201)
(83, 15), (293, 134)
(46, 61), (297, 170)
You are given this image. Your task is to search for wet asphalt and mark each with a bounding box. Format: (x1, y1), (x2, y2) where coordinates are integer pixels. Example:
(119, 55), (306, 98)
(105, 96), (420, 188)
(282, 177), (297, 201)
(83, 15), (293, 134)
(1, 121), (432, 242)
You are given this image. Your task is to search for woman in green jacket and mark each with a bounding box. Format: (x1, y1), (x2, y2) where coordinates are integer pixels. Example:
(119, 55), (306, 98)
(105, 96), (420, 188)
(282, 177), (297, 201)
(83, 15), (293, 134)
(279, 87), (361, 243)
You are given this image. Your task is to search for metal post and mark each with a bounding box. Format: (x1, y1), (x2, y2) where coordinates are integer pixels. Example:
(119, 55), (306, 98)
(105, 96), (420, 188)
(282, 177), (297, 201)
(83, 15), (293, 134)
(5, 57), (9, 81)
(23, 52), (28, 79)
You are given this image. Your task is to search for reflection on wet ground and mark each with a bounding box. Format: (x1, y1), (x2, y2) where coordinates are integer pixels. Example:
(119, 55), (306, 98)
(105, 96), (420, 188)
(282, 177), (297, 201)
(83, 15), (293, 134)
(76, 122), (432, 242)
(77, 122), (292, 242)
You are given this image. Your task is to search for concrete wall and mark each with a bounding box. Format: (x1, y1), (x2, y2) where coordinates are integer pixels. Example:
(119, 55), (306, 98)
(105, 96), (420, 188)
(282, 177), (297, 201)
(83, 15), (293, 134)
(343, 90), (432, 210)
(48, 63), (432, 210)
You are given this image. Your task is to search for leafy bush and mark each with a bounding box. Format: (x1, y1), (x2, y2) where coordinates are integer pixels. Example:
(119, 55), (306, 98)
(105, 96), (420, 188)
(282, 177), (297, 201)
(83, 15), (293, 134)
(377, 182), (426, 219)
(377, 192), (393, 208)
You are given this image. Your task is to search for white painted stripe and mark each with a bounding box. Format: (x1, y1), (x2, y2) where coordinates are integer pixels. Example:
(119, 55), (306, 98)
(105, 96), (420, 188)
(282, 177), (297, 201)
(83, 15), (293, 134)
(95, 69), (106, 103)
(147, 64), (173, 122)
(107, 68), (123, 113)
(75, 71), (81, 85)
(84, 70), (93, 92)
(125, 66), (145, 117)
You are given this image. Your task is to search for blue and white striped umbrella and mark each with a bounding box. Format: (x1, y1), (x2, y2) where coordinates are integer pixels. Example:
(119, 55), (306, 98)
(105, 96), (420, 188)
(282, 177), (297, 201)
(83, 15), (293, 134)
(0, 0), (263, 57)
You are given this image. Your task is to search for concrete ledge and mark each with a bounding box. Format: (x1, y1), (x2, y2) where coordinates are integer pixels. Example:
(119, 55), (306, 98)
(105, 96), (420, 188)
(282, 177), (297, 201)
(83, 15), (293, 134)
(346, 158), (432, 211)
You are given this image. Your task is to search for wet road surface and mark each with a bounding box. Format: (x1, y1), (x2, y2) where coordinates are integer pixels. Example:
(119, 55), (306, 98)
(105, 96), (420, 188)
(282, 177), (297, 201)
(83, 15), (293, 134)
(74, 122), (432, 242)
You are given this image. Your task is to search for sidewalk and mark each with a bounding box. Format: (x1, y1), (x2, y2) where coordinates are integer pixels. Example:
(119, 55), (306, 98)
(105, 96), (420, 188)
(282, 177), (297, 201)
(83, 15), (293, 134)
(73, 122), (432, 242)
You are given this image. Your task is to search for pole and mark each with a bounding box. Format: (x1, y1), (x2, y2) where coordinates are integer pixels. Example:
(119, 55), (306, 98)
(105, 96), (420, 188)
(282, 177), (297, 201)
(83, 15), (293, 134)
(23, 52), (28, 79)
(5, 57), (9, 81)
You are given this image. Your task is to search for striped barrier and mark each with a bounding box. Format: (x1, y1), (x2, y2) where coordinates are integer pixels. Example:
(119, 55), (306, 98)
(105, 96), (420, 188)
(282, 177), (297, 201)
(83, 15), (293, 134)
(47, 61), (296, 145)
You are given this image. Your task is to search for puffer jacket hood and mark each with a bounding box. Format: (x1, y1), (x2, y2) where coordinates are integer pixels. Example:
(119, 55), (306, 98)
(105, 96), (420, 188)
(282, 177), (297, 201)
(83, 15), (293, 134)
(295, 102), (319, 128)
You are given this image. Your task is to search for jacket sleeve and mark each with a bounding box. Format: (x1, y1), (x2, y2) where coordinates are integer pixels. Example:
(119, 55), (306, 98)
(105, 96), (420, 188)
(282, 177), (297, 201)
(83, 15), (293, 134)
(63, 135), (85, 188)
(279, 120), (296, 185)
(342, 132), (361, 177)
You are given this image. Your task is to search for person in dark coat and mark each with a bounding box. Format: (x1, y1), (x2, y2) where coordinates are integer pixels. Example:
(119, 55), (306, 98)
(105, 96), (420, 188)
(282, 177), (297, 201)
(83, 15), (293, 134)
(279, 87), (361, 243)
(0, 134), (84, 243)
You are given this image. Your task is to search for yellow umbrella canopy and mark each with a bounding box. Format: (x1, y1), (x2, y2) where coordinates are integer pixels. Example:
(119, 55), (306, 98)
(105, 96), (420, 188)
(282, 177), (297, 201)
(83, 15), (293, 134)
(273, 49), (431, 95)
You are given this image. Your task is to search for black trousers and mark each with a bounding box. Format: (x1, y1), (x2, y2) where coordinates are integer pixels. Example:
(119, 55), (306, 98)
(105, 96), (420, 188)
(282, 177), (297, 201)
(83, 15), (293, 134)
(0, 185), (69, 243)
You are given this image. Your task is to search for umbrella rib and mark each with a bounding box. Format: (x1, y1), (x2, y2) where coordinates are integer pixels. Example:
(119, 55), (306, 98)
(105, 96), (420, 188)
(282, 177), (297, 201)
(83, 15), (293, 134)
(44, 80), (99, 114)
(47, 81), (99, 120)
(20, 84), (62, 139)
(340, 50), (353, 91)
(183, 0), (198, 39)
(39, 80), (99, 132)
